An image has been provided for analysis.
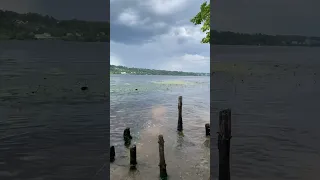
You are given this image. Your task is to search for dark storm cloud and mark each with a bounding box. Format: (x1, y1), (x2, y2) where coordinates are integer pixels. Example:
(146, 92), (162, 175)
(0, 0), (109, 21)
(110, 24), (156, 44)
(110, 0), (202, 44)
(212, 0), (320, 36)
(110, 0), (210, 72)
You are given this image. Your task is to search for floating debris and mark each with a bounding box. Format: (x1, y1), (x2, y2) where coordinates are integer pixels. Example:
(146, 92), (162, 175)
(81, 86), (88, 91)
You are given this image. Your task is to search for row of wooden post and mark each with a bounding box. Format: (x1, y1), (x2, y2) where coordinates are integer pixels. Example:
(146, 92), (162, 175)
(110, 96), (231, 180)
(110, 130), (170, 178)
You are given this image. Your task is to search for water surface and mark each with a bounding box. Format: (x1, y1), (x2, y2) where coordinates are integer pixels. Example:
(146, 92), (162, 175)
(0, 41), (109, 180)
(211, 46), (320, 180)
(110, 75), (210, 180)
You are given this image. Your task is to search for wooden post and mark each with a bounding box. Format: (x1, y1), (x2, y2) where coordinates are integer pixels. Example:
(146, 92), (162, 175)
(205, 123), (210, 136)
(123, 128), (132, 145)
(218, 109), (232, 180)
(158, 135), (167, 178)
(110, 146), (115, 162)
(130, 145), (137, 167)
(177, 96), (183, 132)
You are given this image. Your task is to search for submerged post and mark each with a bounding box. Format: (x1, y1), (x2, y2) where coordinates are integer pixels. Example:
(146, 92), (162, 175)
(123, 128), (133, 145)
(177, 96), (183, 132)
(158, 135), (167, 179)
(110, 146), (115, 162)
(205, 123), (210, 136)
(130, 145), (137, 167)
(218, 109), (232, 180)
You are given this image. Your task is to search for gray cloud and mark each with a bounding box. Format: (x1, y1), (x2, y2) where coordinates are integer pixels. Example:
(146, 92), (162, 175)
(212, 0), (320, 36)
(110, 0), (210, 72)
(110, 0), (202, 44)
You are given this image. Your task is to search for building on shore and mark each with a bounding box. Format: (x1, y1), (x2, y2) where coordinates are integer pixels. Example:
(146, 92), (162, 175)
(34, 33), (54, 39)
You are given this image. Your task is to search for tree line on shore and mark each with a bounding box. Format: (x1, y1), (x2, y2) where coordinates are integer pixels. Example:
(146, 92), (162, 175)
(0, 9), (109, 42)
(110, 65), (209, 76)
(190, 2), (320, 47)
(2, 8), (320, 46)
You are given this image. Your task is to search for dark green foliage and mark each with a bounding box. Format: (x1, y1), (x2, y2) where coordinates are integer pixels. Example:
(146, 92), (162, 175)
(0, 9), (109, 42)
(190, 2), (210, 44)
(211, 30), (319, 46)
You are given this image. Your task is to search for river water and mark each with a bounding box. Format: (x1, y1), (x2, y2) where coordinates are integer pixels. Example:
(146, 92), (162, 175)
(3, 42), (318, 180)
(110, 75), (210, 180)
(0, 41), (109, 180)
(0, 41), (210, 180)
(211, 46), (320, 180)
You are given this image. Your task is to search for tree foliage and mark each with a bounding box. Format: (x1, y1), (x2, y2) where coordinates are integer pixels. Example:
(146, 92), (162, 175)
(211, 30), (320, 46)
(190, 2), (210, 44)
(0, 10), (109, 42)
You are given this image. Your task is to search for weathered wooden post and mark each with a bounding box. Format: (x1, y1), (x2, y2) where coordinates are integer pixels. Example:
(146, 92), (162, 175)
(123, 128), (133, 146)
(177, 96), (183, 132)
(158, 135), (167, 179)
(130, 145), (137, 168)
(205, 123), (210, 136)
(110, 146), (115, 162)
(218, 109), (232, 180)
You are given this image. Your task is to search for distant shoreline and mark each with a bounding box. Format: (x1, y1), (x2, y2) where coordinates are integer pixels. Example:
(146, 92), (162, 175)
(110, 65), (209, 76)
(0, 10), (109, 42)
(110, 73), (209, 77)
(1, 39), (319, 45)
(211, 30), (320, 47)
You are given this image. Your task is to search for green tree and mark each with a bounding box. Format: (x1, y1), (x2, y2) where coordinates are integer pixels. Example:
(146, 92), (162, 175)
(190, 2), (210, 43)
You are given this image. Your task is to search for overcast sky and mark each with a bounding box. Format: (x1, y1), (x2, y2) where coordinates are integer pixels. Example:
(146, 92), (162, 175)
(0, 0), (209, 73)
(110, 0), (210, 73)
(1, 0), (319, 72)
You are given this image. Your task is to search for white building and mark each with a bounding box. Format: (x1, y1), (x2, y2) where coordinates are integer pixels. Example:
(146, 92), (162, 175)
(34, 33), (53, 39)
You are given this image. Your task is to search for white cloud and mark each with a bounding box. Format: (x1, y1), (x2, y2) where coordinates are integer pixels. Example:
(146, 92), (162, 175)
(110, 53), (123, 66)
(159, 54), (210, 72)
(117, 8), (150, 26)
(181, 54), (210, 64)
(158, 25), (205, 43)
(139, 0), (189, 15)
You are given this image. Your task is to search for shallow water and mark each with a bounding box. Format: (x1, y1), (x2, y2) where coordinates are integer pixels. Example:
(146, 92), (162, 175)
(211, 46), (320, 180)
(110, 75), (210, 180)
(0, 41), (109, 180)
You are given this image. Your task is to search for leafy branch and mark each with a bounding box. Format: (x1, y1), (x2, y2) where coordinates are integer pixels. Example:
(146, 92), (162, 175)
(190, 2), (210, 44)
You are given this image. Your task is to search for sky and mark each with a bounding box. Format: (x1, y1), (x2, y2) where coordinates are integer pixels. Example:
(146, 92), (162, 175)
(1, 0), (319, 72)
(110, 0), (210, 73)
(0, 0), (210, 73)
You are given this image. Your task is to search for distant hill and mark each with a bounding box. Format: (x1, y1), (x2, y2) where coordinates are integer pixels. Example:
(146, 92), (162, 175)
(110, 65), (209, 76)
(0, 9), (109, 42)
